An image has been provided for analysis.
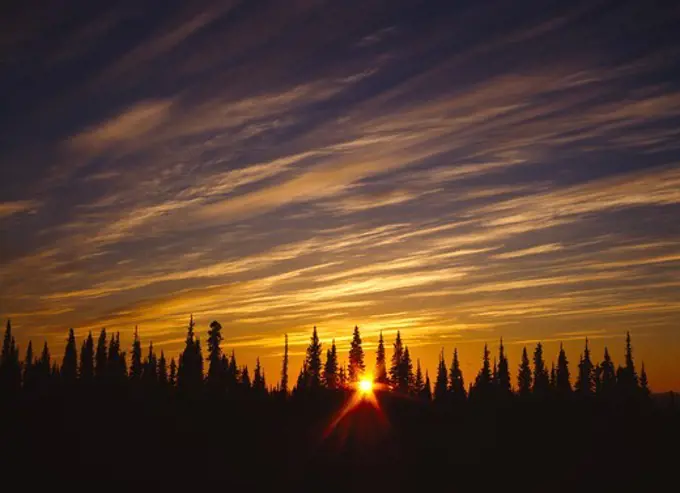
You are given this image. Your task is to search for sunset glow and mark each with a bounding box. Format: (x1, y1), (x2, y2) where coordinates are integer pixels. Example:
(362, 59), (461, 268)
(358, 377), (374, 395)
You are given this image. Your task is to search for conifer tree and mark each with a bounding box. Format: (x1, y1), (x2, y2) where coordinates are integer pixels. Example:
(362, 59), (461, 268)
(401, 346), (414, 393)
(550, 363), (556, 388)
(61, 328), (78, 385)
(375, 331), (388, 384)
(618, 332), (638, 395)
(23, 341), (34, 391)
(158, 351), (168, 387)
(241, 365), (251, 389)
(348, 325), (365, 383)
(414, 359), (425, 395)
(206, 320), (223, 391)
(169, 358), (177, 387)
(575, 339), (595, 396)
(421, 371), (432, 401)
(497, 339), (511, 395)
(79, 331), (94, 384)
(305, 327), (323, 389)
(227, 350), (240, 391)
(338, 365), (347, 388)
(142, 342), (157, 386)
(177, 316), (203, 393)
(129, 327), (143, 382)
(472, 344), (493, 399)
(596, 347), (616, 396)
(280, 334), (289, 395)
(389, 331), (404, 388)
(323, 340), (339, 389)
(639, 362), (650, 398)
(0, 320), (21, 394)
(94, 329), (107, 382)
(36, 341), (51, 388)
(532, 342), (549, 396)
(434, 349), (448, 402)
(556, 343), (572, 395)
(448, 348), (467, 402)
(517, 346), (532, 397)
(296, 361), (308, 393)
(253, 358), (266, 394)
(107, 332), (127, 383)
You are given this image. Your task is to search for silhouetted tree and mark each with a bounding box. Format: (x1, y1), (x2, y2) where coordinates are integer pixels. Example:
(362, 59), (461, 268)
(142, 342), (157, 386)
(338, 365), (347, 388)
(177, 316), (203, 394)
(280, 334), (289, 395)
(617, 332), (638, 396)
(323, 340), (339, 389)
(422, 370), (432, 401)
(158, 351), (168, 387)
(448, 348), (466, 403)
(434, 349), (448, 403)
(35, 341), (51, 389)
(305, 327), (323, 390)
(296, 361), (309, 393)
(471, 344), (493, 400)
(1, 320), (21, 395)
(550, 362), (556, 388)
(206, 320), (224, 392)
(497, 339), (511, 396)
(401, 346), (414, 393)
(575, 338), (595, 397)
(532, 343), (549, 396)
(375, 331), (388, 384)
(227, 350), (240, 392)
(22, 341), (34, 391)
(517, 346), (532, 397)
(129, 327), (143, 382)
(389, 331), (404, 388)
(596, 347), (616, 396)
(253, 358), (266, 395)
(79, 331), (94, 384)
(107, 332), (127, 384)
(169, 358), (177, 387)
(555, 343), (571, 396)
(348, 325), (365, 382)
(61, 328), (78, 385)
(94, 329), (107, 382)
(241, 365), (251, 390)
(414, 359), (425, 396)
(639, 362), (650, 398)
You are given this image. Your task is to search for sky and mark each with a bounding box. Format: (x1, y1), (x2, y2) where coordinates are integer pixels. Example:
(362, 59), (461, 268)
(1, 0), (679, 391)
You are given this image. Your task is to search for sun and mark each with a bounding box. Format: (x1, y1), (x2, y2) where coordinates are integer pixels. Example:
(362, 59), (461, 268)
(358, 376), (374, 394)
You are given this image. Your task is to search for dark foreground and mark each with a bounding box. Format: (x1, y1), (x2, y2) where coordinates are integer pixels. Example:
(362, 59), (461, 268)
(1, 390), (678, 492)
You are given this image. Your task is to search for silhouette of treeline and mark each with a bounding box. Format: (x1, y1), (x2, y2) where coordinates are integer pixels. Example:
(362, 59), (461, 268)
(0, 316), (652, 404)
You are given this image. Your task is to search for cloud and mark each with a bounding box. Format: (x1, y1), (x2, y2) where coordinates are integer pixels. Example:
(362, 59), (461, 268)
(0, 200), (40, 218)
(494, 243), (564, 259)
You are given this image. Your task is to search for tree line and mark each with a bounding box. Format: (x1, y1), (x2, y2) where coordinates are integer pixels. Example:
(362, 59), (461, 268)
(0, 317), (651, 404)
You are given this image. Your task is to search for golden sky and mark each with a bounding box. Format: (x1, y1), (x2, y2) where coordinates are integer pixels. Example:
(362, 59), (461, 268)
(1, 1), (679, 390)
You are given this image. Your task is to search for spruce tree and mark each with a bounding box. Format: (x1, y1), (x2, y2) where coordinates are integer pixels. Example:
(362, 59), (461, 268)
(375, 331), (388, 384)
(177, 316), (203, 393)
(158, 351), (168, 386)
(517, 346), (532, 397)
(142, 342), (157, 386)
(497, 339), (511, 395)
(227, 350), (240, 391)
(23, 341), (34, 391)
(338, 365), (347, 388)
(129, 327), (143, 382)
(0, 320), (21, 394)
(206, 320), (223, 391)
(79, 331), (94, 384)
(550, 363), (556, 388)
(422, 371), (433, 401)
(36, 341), (51, 388)
(575, 339), (594, 396)
(305, 327), (323, 389)
(618, 332), (638, 396)
(401, 346), (414, 393)
(169, 358), (177, 387)
(280, 334), (289, 395)
(532, 343), (549, 396)
(241, 365), (251, 389)
(639, 362), (650, 398)
(434, 349), (448, 402)
(597, 347), (616, 396)
(448, 348), (466, 402)
(296, 362), (308, 393)
(556, 343), (572, 395)
(348, 325), (365, 383)
(323, 340), (339, 389)
(472, 344), (493, 399)
(61, 328), (78, 385)
(94, 329), (107, 382)
(253, 358), (266, 394)
(414, 359), (425, 395)
(389, 331), (404, 388)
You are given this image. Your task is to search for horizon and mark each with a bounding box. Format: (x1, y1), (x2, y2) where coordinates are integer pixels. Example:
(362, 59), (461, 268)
(1, 1), (680, 392)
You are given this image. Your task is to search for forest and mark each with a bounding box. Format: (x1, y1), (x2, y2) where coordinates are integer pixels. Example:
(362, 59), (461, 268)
(0, 318), (677, 491)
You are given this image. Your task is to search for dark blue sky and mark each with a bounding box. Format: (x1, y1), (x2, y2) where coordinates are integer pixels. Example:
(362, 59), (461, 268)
(1, 0), (679, 389)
